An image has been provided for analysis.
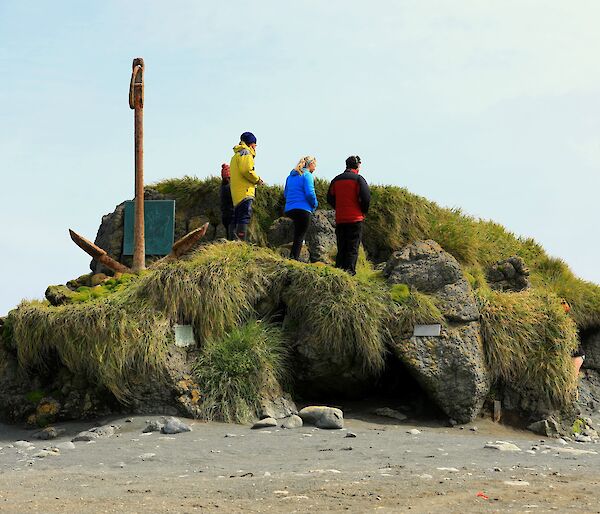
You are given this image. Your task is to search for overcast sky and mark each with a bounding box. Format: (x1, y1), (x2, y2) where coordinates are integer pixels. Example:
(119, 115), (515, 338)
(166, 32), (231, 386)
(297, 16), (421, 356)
(1, 1), (599, 315)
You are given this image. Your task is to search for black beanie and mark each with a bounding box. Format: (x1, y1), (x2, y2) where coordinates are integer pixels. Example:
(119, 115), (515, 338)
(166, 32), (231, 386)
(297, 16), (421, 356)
(345, 155), (361, 169)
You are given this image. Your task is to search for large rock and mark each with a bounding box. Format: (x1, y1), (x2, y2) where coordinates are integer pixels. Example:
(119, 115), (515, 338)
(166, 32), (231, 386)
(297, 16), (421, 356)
(267, 210), (336, 264)
(45, 285), (75, 306)
(305, 210), (336, 263)
(384, 240), (479, 322)
(0, 345), (35, 421)
(267, 217), (294, 248)
(298, 406), (344, 429)
(91, 201), (126, 274)
(390, 322), (489, 423)
(487, 256), (530, 292)
(384, 240), (489, 423)
(259, 394), (297, 420)
(528, 418), (561, 437)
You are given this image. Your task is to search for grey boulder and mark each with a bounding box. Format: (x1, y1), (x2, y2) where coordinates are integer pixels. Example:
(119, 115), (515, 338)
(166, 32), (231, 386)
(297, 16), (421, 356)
(252, 417), (278, 429)
(143, 420), (164, 433)
(161, 417), (191, 434)
(281, 415), (303, 429)
(384, 240), (489, 424)
(298, 406), (344, 429)
(528, 418), (561, 437)
(487, 256), (530, 292)
(390, 321), (489, 424)
(384, 239), (479, 322)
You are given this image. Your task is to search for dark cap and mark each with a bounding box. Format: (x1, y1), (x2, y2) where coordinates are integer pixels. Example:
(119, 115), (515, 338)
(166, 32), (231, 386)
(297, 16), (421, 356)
(345, 155), (361, 169)
(240, 132), (257, 145)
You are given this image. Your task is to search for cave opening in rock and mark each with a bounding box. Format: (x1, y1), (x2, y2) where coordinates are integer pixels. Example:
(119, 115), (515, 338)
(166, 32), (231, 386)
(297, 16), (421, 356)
(293, 351), (446, 423)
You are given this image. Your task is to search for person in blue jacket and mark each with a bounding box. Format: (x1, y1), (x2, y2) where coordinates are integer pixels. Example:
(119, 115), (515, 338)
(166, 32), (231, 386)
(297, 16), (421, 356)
(284, 156), (318, 260)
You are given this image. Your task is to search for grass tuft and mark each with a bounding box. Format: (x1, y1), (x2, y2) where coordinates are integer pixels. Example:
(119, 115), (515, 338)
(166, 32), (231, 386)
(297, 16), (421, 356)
(478, 289), (579, 409)
(282, 262), (388, 375)
(8, 298), (171, 403)
(386, 290), (445, 341)
(148, 175), (600, 331)
(193, 320), (288, 423)
(137, 242), (285, 342)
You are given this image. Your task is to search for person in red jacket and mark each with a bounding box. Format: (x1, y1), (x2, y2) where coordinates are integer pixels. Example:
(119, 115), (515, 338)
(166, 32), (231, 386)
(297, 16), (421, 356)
(327, 155), (370, 275)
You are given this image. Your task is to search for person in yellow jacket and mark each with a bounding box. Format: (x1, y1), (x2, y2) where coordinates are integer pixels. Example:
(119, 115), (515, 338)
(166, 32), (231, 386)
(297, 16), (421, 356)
(229, 131), (263, 240)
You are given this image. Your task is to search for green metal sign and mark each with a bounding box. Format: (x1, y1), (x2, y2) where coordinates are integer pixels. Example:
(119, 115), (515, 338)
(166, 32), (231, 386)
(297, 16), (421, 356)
(123, 200), (175, 256)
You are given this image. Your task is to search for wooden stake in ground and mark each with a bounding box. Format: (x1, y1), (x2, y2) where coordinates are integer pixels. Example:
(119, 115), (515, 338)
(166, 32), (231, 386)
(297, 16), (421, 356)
(129, 57), (145, 272)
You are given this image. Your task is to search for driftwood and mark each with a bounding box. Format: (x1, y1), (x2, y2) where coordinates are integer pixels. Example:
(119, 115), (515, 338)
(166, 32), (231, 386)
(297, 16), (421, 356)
(69, 229), (132, 274)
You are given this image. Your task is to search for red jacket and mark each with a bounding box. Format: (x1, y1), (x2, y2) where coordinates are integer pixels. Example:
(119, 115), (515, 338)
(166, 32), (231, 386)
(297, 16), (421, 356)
(327, 169), (371, 224)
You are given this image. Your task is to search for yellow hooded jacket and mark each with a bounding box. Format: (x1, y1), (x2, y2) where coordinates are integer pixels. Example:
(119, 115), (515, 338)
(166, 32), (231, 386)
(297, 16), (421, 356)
(229, 143), (260, 206)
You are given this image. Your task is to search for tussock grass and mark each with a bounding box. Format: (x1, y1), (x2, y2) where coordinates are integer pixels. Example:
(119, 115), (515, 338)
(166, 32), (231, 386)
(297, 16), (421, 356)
(387, 290), (445, 341)
(152, 175), (220, 207)
(193, 320), (288, 423)
(428, 208), (479, 265)
(249, 184), (286, 244)
(282, 263), (388, 375)
(137, 242), (285, 342)
(8, 298), (171, 403)
(530, 256), (600, 331)
(479, 289), (579, 408)
(149, 174), (600, 337)
(363, 186), (429, 262)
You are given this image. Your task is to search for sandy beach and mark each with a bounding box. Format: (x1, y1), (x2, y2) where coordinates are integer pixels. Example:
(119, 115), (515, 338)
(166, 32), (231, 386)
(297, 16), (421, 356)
(1, 410), (599, 513)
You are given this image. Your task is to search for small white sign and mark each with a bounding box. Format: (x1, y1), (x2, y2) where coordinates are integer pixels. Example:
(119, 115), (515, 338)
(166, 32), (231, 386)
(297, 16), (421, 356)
(414, 324), (442, 337)
(173, 324), (195, 347)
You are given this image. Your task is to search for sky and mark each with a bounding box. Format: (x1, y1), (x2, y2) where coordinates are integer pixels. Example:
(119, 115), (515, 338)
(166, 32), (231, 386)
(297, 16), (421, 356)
(1, 1), (600, 315)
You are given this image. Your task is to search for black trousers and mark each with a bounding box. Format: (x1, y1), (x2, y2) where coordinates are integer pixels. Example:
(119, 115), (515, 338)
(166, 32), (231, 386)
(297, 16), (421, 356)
(335, 222), (363, 275)
(285, 209), (311, 260)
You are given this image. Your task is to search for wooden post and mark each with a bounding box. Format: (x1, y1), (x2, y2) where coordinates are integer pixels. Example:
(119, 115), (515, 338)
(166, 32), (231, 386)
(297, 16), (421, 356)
(493, 400), (502, 423)
(129, 58), (145, 272)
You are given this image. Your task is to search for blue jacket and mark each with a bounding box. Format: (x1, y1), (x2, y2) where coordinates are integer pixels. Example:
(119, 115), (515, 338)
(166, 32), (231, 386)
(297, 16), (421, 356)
(284, 169), (318, 213)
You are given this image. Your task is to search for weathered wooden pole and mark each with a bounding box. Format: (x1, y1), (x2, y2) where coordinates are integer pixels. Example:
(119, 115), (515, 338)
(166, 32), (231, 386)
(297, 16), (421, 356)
(129, 57), (145, 272)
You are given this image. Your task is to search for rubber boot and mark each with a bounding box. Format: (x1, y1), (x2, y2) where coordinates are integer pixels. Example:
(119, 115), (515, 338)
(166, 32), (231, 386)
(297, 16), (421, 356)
(227, 223), (236, 241)
(235, 223), (248, 241)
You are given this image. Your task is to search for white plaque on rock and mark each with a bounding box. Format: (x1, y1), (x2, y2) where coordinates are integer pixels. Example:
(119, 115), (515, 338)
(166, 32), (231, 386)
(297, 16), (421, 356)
(414, 324), (441, 337)
(173, 324), (195, 347)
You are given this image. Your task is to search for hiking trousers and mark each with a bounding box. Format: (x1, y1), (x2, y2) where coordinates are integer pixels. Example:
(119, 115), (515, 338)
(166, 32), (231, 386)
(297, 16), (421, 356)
(335, 221), (363, 275)
(285, 209), (311, 260)
(231, 198), (254, 241)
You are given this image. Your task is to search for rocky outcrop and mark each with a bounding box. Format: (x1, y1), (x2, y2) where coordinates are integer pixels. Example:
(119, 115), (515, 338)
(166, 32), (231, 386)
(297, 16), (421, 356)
(582, 329), (600, 371)
(393, 321), (489, 423)
(384, 240), (490, 423)
(305, 210), (336, 263)
(487, 256), (530, 292)
(267, 217), (294, 248)
(384, 240), (479, 323)
(267, 210), (336, 264)
(92, 201), (126, 274)
(45, 285), (74, 306)
(0, 346), (33, 421)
